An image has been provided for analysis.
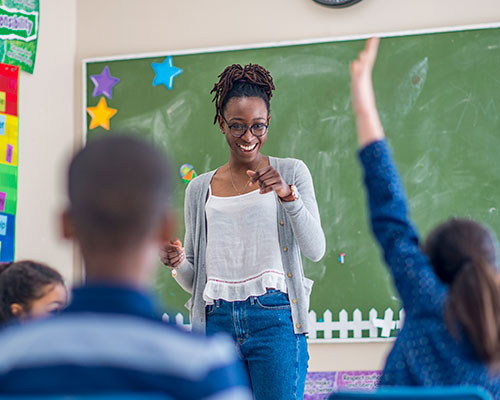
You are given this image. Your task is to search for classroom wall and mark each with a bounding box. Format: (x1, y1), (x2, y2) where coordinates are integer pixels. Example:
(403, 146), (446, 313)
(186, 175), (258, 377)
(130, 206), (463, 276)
(15, 0), (76, 284)
(67, 0), (500, 371)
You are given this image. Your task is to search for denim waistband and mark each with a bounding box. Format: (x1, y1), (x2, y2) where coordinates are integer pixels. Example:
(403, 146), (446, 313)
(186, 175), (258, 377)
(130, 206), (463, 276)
(208, 288), (286, 308)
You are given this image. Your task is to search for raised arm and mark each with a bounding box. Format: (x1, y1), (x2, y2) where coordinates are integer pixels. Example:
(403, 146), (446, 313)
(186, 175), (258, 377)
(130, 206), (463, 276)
(350, 38), (385, 148)
(351, 39), (446, 315)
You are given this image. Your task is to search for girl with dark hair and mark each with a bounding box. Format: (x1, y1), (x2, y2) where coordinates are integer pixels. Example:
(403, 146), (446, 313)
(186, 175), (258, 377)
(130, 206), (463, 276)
(161, 63), (326, 399)
(0, 260), (67, 325)
(351, 38), (500, 394)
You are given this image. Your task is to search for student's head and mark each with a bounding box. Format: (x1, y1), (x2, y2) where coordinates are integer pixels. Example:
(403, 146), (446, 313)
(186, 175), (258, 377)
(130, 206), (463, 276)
(424, 218), (500, 366)
(62, 134), (174, 283)
(211, 64), (275, 163)
(0, 260), (66, 325)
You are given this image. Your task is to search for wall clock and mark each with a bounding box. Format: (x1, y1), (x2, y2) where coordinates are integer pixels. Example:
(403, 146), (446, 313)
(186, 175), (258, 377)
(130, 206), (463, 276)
(313, 0), (363, 7)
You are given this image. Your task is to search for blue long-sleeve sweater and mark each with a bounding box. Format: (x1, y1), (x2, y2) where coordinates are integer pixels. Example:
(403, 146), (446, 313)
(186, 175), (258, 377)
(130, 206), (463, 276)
(360, 140), (500, 396)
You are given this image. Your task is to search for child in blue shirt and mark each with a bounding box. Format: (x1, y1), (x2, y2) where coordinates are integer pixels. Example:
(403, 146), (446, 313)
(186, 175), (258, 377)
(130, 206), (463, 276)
(351, 38), (500, 395)
(0, 135), (251, 399)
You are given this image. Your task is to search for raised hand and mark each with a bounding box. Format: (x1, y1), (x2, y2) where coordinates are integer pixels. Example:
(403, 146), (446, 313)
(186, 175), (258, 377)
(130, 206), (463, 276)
(350, 37), (385, 147)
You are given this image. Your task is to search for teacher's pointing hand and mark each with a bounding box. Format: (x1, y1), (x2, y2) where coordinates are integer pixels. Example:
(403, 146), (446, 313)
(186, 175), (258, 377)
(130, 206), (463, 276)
(247, 166), (292, 199)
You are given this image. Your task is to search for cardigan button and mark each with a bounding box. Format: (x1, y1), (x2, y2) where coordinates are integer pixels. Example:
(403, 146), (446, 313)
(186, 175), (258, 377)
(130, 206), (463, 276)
(296, 323), (302, 329)
(283, 246), (288, 252)
(292, 298), (298, 304)
(287, 273), (293, 278)
(279, 220), (284, 226)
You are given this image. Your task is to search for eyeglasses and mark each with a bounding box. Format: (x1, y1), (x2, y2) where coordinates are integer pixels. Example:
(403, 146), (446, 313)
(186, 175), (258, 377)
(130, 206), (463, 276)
(222, 115), (269, 138)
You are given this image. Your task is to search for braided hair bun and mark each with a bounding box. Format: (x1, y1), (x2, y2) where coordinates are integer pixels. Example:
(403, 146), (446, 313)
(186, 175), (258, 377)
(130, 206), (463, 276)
(211, 64), (275, 124)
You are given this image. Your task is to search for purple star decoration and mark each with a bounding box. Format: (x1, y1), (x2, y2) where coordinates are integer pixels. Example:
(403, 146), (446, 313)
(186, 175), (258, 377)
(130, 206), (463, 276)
(90, 66), (120, 99)
(152, 56), (183, 90)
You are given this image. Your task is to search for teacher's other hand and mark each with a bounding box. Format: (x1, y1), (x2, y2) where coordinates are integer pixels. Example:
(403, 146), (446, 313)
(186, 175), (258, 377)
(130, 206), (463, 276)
(160, 239), (185, 269)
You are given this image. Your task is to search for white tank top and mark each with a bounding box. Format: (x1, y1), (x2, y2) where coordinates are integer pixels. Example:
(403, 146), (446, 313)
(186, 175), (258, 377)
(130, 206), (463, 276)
(203, 187), (287, 304)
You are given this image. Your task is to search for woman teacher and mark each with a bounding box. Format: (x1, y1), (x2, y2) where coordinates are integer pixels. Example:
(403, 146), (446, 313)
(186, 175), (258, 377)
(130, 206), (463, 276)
(161, 63), (325, 400)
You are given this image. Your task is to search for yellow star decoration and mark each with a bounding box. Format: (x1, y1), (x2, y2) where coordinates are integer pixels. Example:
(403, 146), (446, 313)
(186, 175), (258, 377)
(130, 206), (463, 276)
(87, 97), (117, 130)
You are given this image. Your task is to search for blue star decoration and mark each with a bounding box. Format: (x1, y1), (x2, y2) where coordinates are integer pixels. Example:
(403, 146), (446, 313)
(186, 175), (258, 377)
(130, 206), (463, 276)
(152, 56), (183, 90)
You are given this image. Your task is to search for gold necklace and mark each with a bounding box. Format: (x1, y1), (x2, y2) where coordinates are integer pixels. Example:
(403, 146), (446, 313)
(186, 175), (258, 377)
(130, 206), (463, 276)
(228, 157), (265, 195)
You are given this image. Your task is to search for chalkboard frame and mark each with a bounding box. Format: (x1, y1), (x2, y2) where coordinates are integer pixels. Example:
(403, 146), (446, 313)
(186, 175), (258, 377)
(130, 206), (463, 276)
(82, 22), (500, 343)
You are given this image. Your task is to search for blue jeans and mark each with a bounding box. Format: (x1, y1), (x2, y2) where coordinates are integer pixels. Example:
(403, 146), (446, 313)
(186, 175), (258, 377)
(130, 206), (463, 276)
(206, 289), (308, 400)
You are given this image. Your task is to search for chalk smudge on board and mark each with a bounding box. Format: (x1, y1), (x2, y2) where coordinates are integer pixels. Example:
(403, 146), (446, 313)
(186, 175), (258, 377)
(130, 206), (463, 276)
(202, 155), (212, 174)
(117, 92), (193, 148)
(315, 151), (335, 203)
(394, 57), (429, 118)
(305, 263), (327, 281)
(162, 93), (194, 138)
(270, 55), (344, 79)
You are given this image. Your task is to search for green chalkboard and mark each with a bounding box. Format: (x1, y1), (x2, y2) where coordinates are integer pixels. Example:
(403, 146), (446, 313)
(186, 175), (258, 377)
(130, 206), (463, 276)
(85, 26), (500, 335)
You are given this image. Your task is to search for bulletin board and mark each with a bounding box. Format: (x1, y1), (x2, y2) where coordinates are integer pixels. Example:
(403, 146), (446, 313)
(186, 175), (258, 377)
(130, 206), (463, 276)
(0, 63), (18, 262)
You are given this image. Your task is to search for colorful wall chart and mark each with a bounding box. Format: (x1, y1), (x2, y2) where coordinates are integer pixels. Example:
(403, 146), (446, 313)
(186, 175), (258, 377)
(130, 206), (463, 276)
(0, 62), (18, 261)
(0, 0), (39, 74)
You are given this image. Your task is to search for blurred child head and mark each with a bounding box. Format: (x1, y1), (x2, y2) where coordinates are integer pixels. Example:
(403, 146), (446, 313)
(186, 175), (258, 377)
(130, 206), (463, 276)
(0, 260), (66, 325)
(62, 134), (173, 283)
(424, 218), (500, 366)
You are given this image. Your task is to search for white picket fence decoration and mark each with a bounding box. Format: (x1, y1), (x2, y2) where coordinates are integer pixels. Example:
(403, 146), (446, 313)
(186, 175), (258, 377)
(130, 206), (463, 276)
(162, 312), (192, 331)
(308, 308), (405, 342)
(162, 307), (405, 342)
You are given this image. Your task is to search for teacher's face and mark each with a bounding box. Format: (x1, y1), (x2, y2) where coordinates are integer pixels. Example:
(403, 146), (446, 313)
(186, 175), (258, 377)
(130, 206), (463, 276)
(219, 96), (269, 163)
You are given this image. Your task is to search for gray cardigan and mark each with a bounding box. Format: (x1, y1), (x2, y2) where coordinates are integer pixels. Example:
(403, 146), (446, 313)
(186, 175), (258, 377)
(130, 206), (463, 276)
(174, 156), (326, 334)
